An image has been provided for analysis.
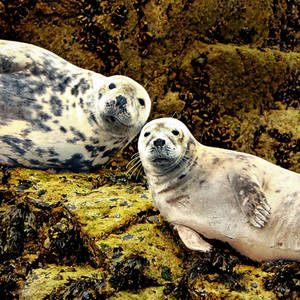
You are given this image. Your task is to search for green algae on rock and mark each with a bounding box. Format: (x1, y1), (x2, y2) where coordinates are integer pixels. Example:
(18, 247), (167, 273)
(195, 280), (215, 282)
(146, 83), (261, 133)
(0, 167), (299, 299)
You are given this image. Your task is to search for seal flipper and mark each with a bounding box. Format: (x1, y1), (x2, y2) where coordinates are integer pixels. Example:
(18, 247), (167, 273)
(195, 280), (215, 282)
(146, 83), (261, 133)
(174, 224), (212, 252)
(228, 173), (271, 228)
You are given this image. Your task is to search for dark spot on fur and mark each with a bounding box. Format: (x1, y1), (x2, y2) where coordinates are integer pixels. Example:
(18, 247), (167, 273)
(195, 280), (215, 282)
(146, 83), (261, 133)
(199, 179), (206, 185)
(34, 120), (52, 132)
(0, 135), (32, 155)
(236, 155), (247, 161)
(35, 148), (47, 156)
(39, 112), (51, 121)
(98, 146), (106, 152)
(63, 153), (91, 171)
(31, 65), (43, 77)
(79, 98), (84, 108)
(88, 113), (98, 126)
(212, 157), (219, 164)
(102, 147), (120, 157)
(275, 189), (281, 193)
(84, 145), (99, 158)
(0, 55), (16, 72)
(55, 76), (71, 93)
(48, 148), (59, 157)
(67, 138), (78, 144)
(50, 96), (63, 117)
(85, 145), (94, 152)
(48, 158), (60, 163)
(90, 137), (99, 144)
(71, 78), (90, 96)
(60, 126), (67, 133)
(29, 159), (40, 165)
(70, 126), (86, 141)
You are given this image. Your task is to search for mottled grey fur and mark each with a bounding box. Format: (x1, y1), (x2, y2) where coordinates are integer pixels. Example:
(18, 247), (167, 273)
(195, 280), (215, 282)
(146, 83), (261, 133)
(0, 40), (151, 171)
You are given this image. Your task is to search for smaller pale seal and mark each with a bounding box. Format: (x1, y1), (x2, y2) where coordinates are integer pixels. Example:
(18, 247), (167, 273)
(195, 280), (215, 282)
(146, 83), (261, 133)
(138, 118), (300, 262)
(0, 40), (151, 171)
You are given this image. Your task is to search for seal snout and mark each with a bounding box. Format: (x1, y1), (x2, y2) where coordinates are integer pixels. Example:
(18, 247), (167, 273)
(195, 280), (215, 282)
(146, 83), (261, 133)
(153, 138), (165, 147)
(115, 95), (127, 108)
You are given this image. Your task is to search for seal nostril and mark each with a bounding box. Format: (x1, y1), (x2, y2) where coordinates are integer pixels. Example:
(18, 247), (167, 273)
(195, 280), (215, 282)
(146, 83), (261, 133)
(154, 138), (165, 147)
(116, 95), (127, 107)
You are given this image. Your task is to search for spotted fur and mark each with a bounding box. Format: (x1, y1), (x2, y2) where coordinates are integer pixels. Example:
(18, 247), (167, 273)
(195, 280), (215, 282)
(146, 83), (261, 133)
(0, 40), (151, 171)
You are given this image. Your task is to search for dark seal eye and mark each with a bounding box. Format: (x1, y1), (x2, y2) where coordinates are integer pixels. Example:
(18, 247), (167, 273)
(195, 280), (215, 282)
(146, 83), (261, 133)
(109, 83), (116, 89)
(138, 98), (145, 106)
(172, 130), (179, 136)
(144, 132), (150, 137)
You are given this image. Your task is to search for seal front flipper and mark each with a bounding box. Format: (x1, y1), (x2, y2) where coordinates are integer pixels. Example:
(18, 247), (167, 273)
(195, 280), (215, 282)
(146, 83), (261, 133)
(174, 224), (212, 252)
(228, 173), (271, 228)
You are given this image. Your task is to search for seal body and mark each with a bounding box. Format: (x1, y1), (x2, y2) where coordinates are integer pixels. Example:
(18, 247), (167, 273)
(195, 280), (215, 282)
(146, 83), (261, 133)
(0, 40), (151, 171)
(138, 118), (300, 262)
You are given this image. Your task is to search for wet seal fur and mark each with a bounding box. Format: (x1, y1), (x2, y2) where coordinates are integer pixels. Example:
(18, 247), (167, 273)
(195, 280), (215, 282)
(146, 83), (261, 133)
(0, 40), (151, 171)
(138, 118), (300, 262)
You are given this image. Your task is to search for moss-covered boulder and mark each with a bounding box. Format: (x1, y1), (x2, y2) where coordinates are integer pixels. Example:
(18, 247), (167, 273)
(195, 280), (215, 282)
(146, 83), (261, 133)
(0, 168), (299, 299)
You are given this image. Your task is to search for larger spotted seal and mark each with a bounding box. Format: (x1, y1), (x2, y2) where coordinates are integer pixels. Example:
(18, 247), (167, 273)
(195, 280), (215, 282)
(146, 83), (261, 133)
(0, 40), (151, 171)
(138, 118), (300, 262)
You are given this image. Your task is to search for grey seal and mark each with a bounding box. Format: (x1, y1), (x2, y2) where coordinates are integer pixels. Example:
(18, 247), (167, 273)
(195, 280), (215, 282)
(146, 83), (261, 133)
(0, 40), (151, 171)
(138, 118), (300, 262)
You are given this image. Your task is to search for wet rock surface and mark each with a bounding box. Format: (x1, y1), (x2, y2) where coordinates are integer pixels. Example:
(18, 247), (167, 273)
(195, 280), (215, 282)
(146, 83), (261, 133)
(0, 167), (299, 299)
(0, 0), (299, 298)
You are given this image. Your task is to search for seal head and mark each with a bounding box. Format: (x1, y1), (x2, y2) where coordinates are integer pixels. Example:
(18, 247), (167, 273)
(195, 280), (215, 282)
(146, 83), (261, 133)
(97, 75), (150, 139)
(138, 118), (197, 175)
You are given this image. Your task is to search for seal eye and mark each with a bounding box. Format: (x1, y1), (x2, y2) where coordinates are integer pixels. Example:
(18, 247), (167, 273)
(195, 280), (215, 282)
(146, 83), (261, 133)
(144, 132), (150, 137)
(138, 98), (145, 106)
(109, 83), (116, 89)
(172, 130), (179, 136)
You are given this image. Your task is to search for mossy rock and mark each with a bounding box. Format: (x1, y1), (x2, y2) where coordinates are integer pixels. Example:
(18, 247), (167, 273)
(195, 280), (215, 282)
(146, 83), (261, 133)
(0, 168), (299, 299)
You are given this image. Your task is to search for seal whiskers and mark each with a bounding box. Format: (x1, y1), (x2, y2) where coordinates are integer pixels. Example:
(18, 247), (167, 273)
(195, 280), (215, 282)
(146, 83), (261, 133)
(126, 152), (144, 178)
